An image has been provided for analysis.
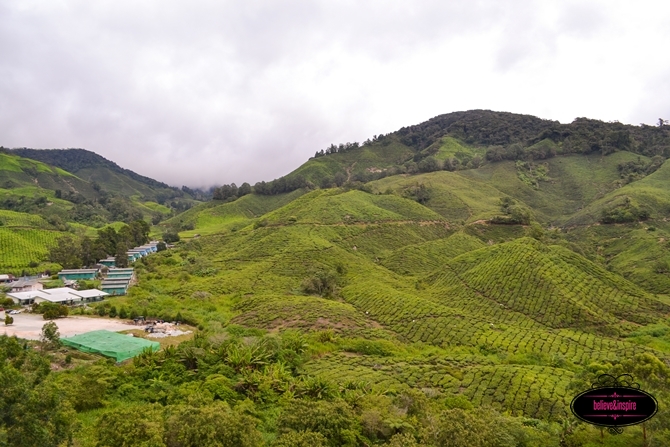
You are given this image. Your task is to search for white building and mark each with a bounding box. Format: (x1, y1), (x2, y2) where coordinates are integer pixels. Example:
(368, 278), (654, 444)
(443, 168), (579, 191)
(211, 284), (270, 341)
(7, 287), (108, 306)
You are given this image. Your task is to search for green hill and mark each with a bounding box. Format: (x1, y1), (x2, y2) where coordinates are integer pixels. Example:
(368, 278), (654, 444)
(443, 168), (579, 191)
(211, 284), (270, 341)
(161, 189), (307, 237)
(116, 192), (669, 430)
(9, 148), (180, 201)
(0, 149), (201, 273)
(5, 111), (670, 446)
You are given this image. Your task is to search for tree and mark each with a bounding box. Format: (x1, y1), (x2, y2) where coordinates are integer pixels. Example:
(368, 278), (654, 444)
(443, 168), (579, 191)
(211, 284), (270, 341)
(41, 303), (68, 320)
(80, 236), (105, 267)
(419, 408), (496, 447)
(164, 403), (263, 447)
(96, 404), (166, 447)
(40, 321), (61, 351)
(5, 314), (13, 325)
(48, 235), (82, 269)
(163, 232), (180, 244)
(129, 219), (150, 246)
(418, 156), (439, 172)
(5, 379), (78, 447)
(97, 227), (118, 255)
(117, 225), (135, 248)
(156, 241), (167, 252)
(115, 242), (129, 268)
(238, 182), (252, 196)
(301, 271), (338, 298)
(403, 183), (431, 204)
(334, 172), (347, 187)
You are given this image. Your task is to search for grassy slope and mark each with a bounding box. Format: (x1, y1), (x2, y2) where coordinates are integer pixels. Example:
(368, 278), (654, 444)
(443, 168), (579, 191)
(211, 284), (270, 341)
(261, 189), (445, 225)
(365, 152), (649, 225)
(161, 189), (308, 238)
(0, 152), (97, 197)
(75, 166), (168, 199)
(430, 136), (487, 162)
(368, 171), (505, 222)
(287, 138), (414, 184)
(566, 158), (670, 225)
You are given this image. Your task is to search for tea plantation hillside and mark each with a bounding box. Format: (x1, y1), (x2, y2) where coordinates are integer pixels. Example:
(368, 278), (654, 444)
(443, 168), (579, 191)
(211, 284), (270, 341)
(160, 189), (308, 237)
(77, 183), (670, 445)
(5, 112), (670, 446)
(0, 149), (203, 273)
(10, 147), (183, 201)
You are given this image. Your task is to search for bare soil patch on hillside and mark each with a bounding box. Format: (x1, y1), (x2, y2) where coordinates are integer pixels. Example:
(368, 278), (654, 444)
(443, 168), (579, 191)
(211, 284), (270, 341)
(0, 311), (134, 340)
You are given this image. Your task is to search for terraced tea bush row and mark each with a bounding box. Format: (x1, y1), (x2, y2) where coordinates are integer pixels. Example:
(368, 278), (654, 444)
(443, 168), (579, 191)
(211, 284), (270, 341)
(232, 295), (376, 333)
(303, 353), (486, 393)
(0, 210), (51, 228)
(460, 364), (574, 419)
(344, 279), (651, 364)
(0, 228), (61, 269)
(304, 354), (573, 419)
(424, 268), (544, 328)
(262, 189), (445, 225)
(382, 231), (485, 275)
(440, 238), (667, 328)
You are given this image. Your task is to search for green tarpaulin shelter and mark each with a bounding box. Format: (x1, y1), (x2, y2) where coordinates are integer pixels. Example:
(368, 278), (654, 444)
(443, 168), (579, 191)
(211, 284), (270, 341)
(62, 330), (160, 362)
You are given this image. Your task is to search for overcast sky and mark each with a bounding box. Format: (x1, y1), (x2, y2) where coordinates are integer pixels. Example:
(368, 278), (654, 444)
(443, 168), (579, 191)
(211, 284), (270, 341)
(1, 1), (669, 188)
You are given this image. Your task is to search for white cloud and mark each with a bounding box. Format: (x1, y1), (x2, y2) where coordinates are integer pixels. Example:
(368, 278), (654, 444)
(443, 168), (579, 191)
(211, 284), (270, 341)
(0, 0), (669, 187)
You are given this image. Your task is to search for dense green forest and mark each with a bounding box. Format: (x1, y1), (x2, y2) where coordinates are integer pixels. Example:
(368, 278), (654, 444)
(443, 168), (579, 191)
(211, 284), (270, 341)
(2, 110), (670, 446)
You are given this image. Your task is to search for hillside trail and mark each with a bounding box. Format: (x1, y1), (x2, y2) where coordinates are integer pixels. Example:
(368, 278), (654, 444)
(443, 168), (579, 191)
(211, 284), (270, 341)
(262, 219), (449, 228)
(345, 162), (357, 182)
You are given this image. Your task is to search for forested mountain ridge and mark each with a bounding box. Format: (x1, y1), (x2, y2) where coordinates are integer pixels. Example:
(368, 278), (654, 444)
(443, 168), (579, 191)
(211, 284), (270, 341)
(235, 110), (670, 196)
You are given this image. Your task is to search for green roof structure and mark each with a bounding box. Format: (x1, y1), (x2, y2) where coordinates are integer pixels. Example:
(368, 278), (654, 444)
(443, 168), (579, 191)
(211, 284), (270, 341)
(61, 330), (159, 362)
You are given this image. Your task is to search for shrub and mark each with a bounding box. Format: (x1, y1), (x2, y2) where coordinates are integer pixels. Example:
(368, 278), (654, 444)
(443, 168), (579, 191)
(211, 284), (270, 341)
(36, 302), (69, 320)
(163, 232), (180, 243)
(253, 219), (268, 229)
(96, 404), (166, 447)
(277, 399), (360, 447)
(342, 339), (396, 357)
(301, 271), (338, 298)
(40, 321), (61, 350)
(272, 430), (328, 447)
(164, 403), (263, 447)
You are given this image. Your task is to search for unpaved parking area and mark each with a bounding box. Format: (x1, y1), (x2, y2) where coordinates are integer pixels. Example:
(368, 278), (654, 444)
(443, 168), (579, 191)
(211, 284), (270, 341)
(0, 311), (135, 340)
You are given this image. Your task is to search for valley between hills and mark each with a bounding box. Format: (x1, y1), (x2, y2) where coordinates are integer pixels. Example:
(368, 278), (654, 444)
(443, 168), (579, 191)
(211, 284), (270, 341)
(2, 110), (670, 446)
